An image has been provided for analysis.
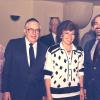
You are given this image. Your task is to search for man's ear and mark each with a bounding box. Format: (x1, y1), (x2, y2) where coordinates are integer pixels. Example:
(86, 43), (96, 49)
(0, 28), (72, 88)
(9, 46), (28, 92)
(24, 28), (26, 34)
(91, 27), (95, 31)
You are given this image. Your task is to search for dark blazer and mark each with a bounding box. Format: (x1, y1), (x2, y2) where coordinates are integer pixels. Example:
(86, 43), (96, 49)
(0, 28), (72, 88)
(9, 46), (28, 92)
(80, 30), (96, 49)
(2, 37), (47, 100)
(84, 38), (100, 100)
(39, 33), (55, 48)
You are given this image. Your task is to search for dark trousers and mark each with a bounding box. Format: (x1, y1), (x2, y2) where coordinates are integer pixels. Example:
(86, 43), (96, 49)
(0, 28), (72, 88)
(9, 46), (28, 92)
(87, 85), (100, 100)
(53, 95), (80, 100)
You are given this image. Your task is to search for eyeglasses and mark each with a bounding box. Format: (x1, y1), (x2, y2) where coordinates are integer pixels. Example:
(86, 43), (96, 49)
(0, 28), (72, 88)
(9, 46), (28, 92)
(26, 28), (40, 33)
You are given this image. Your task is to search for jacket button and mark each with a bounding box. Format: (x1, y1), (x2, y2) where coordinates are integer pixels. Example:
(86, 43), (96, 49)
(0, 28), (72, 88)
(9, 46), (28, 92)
(91, 78), (95, 81)
(93, 67), (96, 70)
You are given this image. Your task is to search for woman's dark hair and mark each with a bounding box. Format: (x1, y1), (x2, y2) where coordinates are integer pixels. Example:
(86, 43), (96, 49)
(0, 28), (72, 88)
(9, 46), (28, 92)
(56, 20), (79, 46)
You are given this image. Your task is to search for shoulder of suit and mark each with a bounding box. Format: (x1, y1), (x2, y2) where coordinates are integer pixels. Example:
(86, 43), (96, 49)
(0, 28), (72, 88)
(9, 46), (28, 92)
(8, 37), (24, 45)
(76, 46), (83, 51)
(39, 33), (52, 39)
(85, 38), (96, 48)
(38, 41), (48, 49)
(10, 37), (24, 42)
(48, 44), (60, 53)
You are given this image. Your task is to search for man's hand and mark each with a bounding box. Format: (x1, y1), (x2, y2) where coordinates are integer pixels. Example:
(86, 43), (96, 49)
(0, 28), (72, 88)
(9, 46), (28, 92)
(80, 88), (84, 100)
(3, 92), (11, 100)
(42, 96), (47, 100)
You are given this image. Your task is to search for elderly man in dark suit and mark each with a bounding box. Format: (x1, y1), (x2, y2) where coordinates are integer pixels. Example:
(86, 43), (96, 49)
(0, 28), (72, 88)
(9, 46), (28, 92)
(2, 18), (47, 100)
(84, 14), (100, 100)
(39, 17), (60, 47)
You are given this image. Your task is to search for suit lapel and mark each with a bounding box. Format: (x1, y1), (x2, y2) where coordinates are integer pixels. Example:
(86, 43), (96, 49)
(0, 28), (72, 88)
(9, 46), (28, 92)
(49, 33), (55, 44)
(36, 42), (42, 63)
(20, 38), (29, 68)
(89, 39), (96, 63)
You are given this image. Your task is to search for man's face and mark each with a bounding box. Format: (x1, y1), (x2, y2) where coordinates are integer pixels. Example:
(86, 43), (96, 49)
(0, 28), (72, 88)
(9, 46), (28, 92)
(24, 21), (40, 43)
(93, 16), (100, 36)
(50, 18), (60, 34)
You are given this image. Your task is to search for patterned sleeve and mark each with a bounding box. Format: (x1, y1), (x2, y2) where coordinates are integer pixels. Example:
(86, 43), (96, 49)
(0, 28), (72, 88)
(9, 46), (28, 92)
(78, 51), (84, 76)
(44, 49), (53, 79)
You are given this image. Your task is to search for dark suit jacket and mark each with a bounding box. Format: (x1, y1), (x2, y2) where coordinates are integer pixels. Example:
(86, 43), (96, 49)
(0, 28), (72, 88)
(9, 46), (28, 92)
(80, 30), (96, 49)
(39, 33), (55, 48)
(84, 38), (100, 99)
(2, 37), (47, 100)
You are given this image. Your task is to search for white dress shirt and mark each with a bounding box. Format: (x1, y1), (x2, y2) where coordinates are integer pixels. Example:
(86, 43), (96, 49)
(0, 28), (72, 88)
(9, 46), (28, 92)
(25, 38), (37, 66)
(91, 40), (99, 60)
(52, 32), (57, 43)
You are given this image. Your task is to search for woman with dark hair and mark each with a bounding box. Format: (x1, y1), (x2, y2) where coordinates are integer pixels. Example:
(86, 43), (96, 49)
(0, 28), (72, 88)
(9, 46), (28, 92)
(56, 20), (79, 47)
(44, 20), (84, 100)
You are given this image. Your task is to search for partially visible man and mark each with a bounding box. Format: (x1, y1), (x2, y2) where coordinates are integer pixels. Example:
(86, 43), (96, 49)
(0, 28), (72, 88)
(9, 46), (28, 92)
(84, 14), (100, 100)
(2, 18), (47, 100)
(80, 16), (97, 49)
(0, 44), (4, 100)
(39, 17), (60, 47)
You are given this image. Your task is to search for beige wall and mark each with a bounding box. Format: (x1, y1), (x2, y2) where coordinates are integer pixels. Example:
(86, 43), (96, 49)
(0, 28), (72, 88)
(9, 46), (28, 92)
(0, 0), (100, 46)
(0, 0), (34, 46)
(63, 1), (93, 29)
(80, 5), (100, 38)
(0, 0), (63, 46)
(33, 1), (63, 36)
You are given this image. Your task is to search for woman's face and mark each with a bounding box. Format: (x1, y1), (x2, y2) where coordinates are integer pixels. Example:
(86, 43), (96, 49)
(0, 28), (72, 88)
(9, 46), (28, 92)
(61, 30), (75, 45)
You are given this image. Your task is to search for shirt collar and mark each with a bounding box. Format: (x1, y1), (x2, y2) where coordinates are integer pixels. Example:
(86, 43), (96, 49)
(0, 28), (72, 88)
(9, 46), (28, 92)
(25, 37), (37, 48)
(60, 42), (77, 51)
(52, 32), (56, 36)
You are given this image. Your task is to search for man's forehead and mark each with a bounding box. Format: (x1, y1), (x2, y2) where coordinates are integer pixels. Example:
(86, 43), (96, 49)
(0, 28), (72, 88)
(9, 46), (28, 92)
(95, 17), (100, 22)
(26, 21), (40, 28)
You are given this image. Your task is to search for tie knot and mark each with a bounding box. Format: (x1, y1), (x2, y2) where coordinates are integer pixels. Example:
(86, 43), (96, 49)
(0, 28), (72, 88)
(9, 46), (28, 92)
(29, 43), (33, 47)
